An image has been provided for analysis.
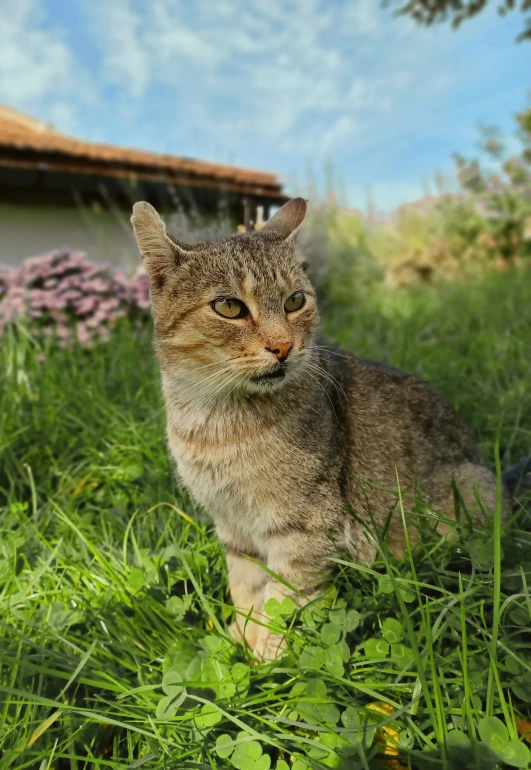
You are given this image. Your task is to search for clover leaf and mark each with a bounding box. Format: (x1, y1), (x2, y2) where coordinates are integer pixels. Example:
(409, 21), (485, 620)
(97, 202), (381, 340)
(230, 739), (271, 770)
(477, 716), (530, 767)
(216, 733), (234, 758)
(329, 608), (346, 626)
(323, 643), (345, 678)
(378, 576), (394, 595)
(344, 609), (361, 632)
(298, 678), (340, 726)
(364, 638), (389, 659)
(299, 646), (325, 671)
(165, 595), (192, 619)
(264, 596), (296, 618)
(446, 729), (471, 750)
(341, 706), (361, 747)
(194, 703), (222, 731)
(391, 643), (415, 665)
(478, 716), (508, 747)
(497, 740), (530, 768)
(381, 617), (403, 644)
(155, 695), (178, 719)
(512, 671), (531, 701)
(321, 622), (342, 646)
(162, 671), (184, 698)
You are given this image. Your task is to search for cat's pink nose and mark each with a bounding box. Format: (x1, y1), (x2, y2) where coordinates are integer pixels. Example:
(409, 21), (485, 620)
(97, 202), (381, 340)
(266, 341), (293, 362)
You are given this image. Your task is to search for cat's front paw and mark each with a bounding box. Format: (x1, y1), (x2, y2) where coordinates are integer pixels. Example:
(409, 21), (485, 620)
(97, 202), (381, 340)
(229, 614), (260, 648)
(252, 629), (287, 662)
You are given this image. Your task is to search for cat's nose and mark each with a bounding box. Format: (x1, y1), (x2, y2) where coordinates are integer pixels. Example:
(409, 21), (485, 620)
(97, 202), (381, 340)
(266, 341), (293, 362)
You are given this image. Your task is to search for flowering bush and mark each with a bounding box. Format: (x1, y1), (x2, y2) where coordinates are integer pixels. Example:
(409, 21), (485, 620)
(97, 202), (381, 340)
(0, 248), (150, 346)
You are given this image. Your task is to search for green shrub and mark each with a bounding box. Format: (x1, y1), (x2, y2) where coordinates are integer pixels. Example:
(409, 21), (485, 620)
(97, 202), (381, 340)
(302, 109), (531, 293)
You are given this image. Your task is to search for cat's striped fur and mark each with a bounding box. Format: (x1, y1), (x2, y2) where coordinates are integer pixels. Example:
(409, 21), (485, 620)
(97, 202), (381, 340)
(132, 198), (503, 660)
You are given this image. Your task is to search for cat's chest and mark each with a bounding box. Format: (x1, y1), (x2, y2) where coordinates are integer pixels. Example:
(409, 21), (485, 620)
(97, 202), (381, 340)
(166, 407), (310, 539)
(169, 422), (285, 508)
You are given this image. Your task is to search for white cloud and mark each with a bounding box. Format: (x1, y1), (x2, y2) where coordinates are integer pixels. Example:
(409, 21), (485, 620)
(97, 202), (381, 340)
(92, 0), (151, 99)
(2, 0), (509, 213)
(0, 0), (95, 132)
(344, 0), (380, 35)
(319, 116), (360, 152)
(79, 0), (462, 167)
(147, 2), (219, 67)
(83, 0), (390, 151)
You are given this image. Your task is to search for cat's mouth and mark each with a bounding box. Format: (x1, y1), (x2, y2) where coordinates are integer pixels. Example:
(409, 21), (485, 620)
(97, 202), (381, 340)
(250, 366), (286, 383)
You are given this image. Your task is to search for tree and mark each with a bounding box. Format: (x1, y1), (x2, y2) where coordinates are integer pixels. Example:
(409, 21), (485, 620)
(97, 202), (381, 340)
(453, 109), (531, 266)
(384, 0), (531, 42)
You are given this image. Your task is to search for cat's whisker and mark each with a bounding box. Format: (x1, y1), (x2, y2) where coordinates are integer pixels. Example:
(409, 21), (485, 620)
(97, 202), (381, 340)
(191, 356), (241, 372)
(307, 357), (348, 399)
(168, 365), (237, 410)
(173, 358), (258, 410)
(304, 360), (349, 409)
(168, 361), (233, 385)
(221, 372), (246, 406)
(308, 372), (350, 413)
(316, 366), (349, 407)
(196, 368), (242, 409)
(310, 345), (351, 359)
(206, 369), (238, 398)
(163, 357), (242, 385)
(205, 377), (241, 408)
(303, 369), (340, 421)
(182, 363), (235, 391)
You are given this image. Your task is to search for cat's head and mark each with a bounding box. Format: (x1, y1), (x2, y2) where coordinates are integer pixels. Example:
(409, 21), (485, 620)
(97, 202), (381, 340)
(131, 198), (318, 399)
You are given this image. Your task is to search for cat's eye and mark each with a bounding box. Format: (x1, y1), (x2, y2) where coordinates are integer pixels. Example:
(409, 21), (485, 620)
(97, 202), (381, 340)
(284, 292), (305, 313)
(212, 298), (249, 319)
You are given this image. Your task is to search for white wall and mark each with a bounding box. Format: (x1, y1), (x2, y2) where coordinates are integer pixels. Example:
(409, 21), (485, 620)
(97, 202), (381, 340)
(0, 204), (141, 275)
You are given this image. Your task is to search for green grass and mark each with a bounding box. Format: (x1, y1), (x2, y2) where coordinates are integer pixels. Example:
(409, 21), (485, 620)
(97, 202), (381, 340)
(1, 268), (531, 770)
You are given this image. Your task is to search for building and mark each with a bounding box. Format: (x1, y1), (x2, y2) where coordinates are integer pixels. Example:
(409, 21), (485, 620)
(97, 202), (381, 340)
(0, 106), (287, 272)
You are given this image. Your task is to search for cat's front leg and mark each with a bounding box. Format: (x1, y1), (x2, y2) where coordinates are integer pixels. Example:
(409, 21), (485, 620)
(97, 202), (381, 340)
(222, 537), (269, 649)
(253, 533), (332, 661)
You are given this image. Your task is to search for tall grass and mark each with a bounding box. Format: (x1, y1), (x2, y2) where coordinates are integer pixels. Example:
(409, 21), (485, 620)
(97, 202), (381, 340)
(1, 257), (531, 768)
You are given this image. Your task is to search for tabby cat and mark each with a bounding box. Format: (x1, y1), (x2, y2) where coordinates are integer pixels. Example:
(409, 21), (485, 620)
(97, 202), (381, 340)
(131, 197), (502, 660)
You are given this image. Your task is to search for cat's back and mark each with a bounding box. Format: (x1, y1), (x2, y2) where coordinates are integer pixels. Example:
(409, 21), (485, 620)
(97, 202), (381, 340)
(322, 348), (480, 475)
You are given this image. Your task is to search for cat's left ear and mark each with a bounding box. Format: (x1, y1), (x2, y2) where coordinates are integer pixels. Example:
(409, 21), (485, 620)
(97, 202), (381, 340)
(131, 201), (194, 290)
(260, 197), (307, 242)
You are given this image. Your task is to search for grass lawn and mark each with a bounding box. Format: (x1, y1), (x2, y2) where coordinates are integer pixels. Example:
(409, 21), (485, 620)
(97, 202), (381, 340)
(1, 268), (531, 770)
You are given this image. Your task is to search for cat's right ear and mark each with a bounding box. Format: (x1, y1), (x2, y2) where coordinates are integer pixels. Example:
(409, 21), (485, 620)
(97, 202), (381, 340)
(131, 202), (191, 290)
(260, 197), (307, 242)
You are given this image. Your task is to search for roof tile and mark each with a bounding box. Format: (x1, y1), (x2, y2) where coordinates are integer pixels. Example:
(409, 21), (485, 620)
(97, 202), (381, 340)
(0, 105), (283, 191)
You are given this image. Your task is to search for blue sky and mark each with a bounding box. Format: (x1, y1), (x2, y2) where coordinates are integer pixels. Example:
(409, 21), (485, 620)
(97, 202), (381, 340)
(0, 0), (529, 212)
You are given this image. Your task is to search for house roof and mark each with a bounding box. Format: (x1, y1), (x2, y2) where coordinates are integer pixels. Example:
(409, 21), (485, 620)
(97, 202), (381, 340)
(0, 106), (286, 200)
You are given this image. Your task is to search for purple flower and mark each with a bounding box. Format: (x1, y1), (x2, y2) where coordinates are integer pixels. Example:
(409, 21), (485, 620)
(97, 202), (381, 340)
(74, 296), (97, 315)
(56, 323), (71, 341)
(1, 247), (151, 347)
(77, 323), (90, 345)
